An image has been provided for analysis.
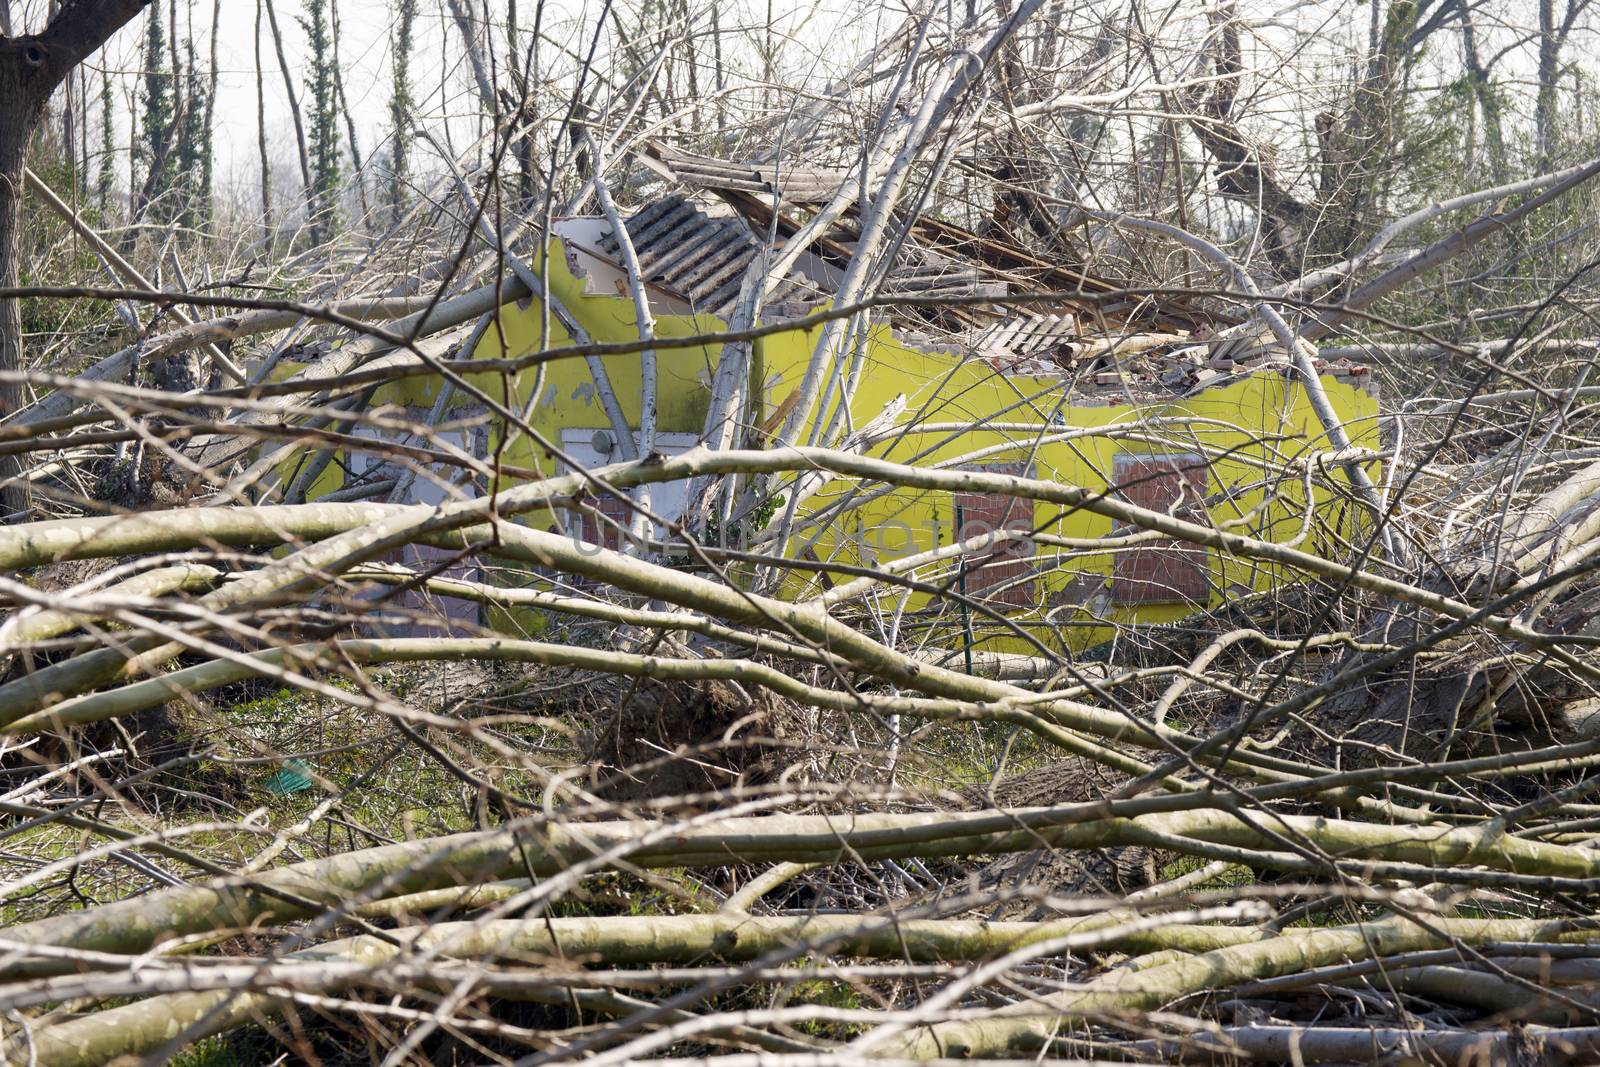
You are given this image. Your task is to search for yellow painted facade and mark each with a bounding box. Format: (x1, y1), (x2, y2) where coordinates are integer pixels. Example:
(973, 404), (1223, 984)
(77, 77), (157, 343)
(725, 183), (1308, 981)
(314, 237), (1380, 655)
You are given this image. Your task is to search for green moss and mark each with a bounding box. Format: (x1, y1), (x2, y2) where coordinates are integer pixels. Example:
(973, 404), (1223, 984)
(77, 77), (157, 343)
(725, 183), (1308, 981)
(1157, 855), (1255, 889)
(170, 1030), (280, 1067)
(785, 977), (868, 1037)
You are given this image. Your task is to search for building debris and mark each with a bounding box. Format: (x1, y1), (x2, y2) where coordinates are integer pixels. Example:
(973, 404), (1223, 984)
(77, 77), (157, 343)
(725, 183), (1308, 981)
(552, 141), (1377, 403)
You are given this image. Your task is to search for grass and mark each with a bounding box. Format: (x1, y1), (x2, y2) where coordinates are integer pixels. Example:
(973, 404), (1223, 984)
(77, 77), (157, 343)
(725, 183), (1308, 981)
(0, 657), (1126, 1060)
(1157, 854), (1255, 887)
(171, 1031), (284, 1067)
(0, 664), (567, 928)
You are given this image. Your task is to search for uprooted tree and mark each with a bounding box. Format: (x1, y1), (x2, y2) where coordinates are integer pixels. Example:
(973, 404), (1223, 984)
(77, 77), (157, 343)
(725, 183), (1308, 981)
(4, 0), (1600, 1064)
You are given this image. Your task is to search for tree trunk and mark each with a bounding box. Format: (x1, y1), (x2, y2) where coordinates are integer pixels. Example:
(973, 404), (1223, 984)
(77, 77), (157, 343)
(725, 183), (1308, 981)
(2, 3), (155, 511)
(0, 49), (44, 514)
(328, 0), (367, 219)
(261, 0), (311, 198)
(1460, 9), (1508, 185)
(1536, 0), (1559, 165)
(253, 0), (271, 240)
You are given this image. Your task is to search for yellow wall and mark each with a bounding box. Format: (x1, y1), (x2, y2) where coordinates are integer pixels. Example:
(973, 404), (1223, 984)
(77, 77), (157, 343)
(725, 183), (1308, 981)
(754, 319), (1380, 655)
(310, 238), (1381, 653)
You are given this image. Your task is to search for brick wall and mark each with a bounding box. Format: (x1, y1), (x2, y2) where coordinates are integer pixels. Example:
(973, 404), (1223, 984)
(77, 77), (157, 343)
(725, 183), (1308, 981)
(954, 467), (1035, 608)
(576, 492), (635, 551)
(1110, 453), (1209, 605)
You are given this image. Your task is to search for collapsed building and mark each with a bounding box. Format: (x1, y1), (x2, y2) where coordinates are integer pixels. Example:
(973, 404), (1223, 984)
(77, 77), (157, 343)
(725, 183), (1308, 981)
(314, 143), (1380, 654)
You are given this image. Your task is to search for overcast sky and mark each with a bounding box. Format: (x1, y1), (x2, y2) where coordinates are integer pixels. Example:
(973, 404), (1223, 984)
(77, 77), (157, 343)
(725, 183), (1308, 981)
(13, 0), (1572, 212)
(110, 2), (473, 196)
(48, 0), (865, 204)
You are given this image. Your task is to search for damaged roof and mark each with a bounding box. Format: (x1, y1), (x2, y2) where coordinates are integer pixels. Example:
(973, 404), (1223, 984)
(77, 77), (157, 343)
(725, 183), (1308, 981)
(572, 141), (1373, 400)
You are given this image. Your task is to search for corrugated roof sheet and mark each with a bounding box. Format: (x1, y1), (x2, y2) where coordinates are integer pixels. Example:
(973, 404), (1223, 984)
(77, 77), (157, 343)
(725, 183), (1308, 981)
(587, 141), (1372, 398)
(594, 196), (825, 316)
(973, 311), (1080, 358)
(646, 143), (851, 201)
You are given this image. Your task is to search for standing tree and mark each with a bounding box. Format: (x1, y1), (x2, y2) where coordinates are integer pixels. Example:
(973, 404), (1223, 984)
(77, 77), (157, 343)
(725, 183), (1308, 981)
(301, 0), (340, 245)
(262, 0), (311, 203)
(0, 0), (152, 511)
(173, 40), (210, 229)
(1534, 0), (1594, 166)
(132, 0), (171, 221)
(254, 0), (272, 242)
(97, 66), (116, 209)
(328, 1), (368, 220)
(198, 0), (220, 232)
(1185, 0), (1468, 276)
(386, 0), (417, 225)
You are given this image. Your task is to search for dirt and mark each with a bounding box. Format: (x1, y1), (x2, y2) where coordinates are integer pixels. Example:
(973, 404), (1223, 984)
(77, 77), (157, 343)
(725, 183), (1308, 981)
(955, 758), (1163, 914)
(583, 677), (787, 804)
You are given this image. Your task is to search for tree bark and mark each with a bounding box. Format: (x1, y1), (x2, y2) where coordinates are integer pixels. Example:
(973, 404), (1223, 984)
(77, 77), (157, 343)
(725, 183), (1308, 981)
(260, 0), (311, 197)
(17, 911), (1258, 1067)
(0, 35), (50, 513)
(4, 804), (1599, 983)
(0, 2), (155, 512)
(1537, 0), (1559, 165)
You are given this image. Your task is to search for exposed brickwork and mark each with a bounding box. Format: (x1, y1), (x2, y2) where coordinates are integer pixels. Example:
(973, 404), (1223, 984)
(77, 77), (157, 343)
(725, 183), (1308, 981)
(1111, 453), (1210, 605)
(577, 492), (635, 552)
(955, 466), (1035, 608)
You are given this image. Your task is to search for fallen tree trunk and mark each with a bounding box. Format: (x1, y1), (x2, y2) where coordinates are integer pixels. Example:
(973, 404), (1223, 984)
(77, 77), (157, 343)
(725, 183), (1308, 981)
(1128, 1023), (1600, 1065)
(4, 803), (1600, 981)
(4, 446), (1589, 798)
(867, 913), (1600, 1059)
(6, 909), (1263, 1067)
(1306, 446), (1600, 762)
(11, 296), (439, 429)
